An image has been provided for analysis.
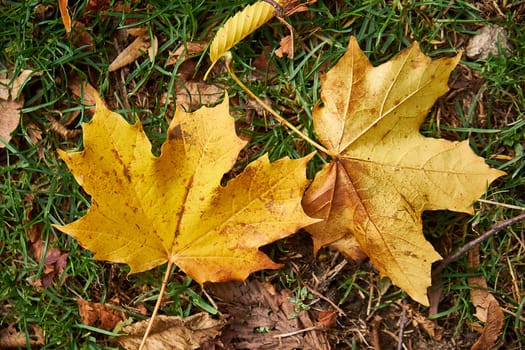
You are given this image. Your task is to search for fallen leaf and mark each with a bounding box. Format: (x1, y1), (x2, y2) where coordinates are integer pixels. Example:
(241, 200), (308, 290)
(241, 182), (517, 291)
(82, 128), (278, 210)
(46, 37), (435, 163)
(208, 280), (330, 349)
(109, 34), (153, 72)
(301, 37), (505, 305)
(0, 99), (22, 147)
(68, 21), (92, 49)
(77, 298), (125, 330)
(275, 35), (294, 58)
(0, 324), (44, 348)
(317, 310), (337, 329)
(167, 42), (207, 65)
(468, 247), (504, 350)
(58, 0), (71, 33)
(0, 70), (36, 100)
(0, 70), (39, 147)
(68, 75), (97, 112)
(208, 1), (275, 66)
(27, 224), (69, 288)
(54, 94), (317, 284)
(117, 313), (225, 350)
(173, 81), (224, 111)
(413, 312), (441, 340)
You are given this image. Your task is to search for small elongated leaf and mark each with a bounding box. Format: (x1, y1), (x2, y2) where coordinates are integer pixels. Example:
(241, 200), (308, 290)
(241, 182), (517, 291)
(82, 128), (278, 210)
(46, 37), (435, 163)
(209, 1), (276, 65)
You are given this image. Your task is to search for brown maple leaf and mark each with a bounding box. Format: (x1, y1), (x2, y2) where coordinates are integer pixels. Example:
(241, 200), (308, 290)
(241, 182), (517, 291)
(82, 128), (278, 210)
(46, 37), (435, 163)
(54, 94), (317, 284)
(302, 37), (504, 305)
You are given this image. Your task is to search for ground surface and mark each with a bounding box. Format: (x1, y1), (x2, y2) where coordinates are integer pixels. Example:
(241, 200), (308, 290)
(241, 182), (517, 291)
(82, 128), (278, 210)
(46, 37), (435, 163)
(1, 1), (524, 349)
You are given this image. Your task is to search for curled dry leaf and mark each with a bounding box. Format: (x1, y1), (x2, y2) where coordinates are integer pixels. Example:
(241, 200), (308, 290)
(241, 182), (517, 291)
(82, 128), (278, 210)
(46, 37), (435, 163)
(117, 313), (225, 350)
(54, 93), (317, 284)
(209, 1), (275, 65)
(58, 0), (71, 33)
(302, 37), (504, 305)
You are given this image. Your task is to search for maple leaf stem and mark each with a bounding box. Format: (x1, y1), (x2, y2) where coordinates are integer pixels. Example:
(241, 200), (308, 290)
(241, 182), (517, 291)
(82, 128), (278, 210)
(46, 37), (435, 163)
(224, 53), (334, 157)
(138, 259), (174, 350)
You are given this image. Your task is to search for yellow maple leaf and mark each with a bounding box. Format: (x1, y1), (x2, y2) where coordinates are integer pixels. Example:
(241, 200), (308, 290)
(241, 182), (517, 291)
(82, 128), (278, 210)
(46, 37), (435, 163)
(302, 37), (505, 305)
(54, 94), (317, 283)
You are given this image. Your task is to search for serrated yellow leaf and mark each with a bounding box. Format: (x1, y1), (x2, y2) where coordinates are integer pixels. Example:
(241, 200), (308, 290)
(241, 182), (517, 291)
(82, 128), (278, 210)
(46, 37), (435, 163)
(209, 1), (276, 65)
(302, 37), (505, 305)
(54, 94), (318, 283)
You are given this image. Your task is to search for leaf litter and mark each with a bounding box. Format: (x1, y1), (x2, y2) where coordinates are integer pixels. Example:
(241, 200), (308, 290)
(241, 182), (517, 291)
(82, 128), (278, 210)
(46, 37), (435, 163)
(207, 279), (330, 350)
(118, 313), (225, 350)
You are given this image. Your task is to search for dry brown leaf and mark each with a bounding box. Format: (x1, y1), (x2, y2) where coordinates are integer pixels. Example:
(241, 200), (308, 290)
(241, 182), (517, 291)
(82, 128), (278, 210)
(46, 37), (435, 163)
(27, 224), (69, 288)
(468, 247), (504, 350)
(275, 34), (294, 58)
(173, 81), (224, 111)
(109, 35), (153, 72)
(117, 313), (225, 350)
(77, 298), (125, 330)
(317, 310), (337, 329)
(68, 75), (97, 112)
(0, 70), (39, 147)
(0, 70), (36, 100)
(0, 99), (23, 147)
(0, 324), (44, 349)
(167, 42), (207, 65)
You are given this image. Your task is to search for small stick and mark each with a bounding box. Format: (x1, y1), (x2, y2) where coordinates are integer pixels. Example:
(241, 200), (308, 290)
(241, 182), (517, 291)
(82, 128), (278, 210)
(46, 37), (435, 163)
(273, 325), (321, 338)
(396, 303), (406, 350)
(224, 52), (334, 157)
(477, 198), (525, 211)
(432, 213), (525, 277)
(139, 259), (174, 350)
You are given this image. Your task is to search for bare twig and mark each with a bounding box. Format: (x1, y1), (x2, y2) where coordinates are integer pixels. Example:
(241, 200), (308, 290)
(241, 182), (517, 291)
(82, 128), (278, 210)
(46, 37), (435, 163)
(273, 325), (322, 338)
(433, 213), (525, 277)
(397, 303), (407, 350)
(478, 199), (525, 211)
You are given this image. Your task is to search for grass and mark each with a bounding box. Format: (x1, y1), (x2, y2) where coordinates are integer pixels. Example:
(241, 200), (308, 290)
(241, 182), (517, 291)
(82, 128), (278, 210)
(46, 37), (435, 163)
(1, 0), (524, 349)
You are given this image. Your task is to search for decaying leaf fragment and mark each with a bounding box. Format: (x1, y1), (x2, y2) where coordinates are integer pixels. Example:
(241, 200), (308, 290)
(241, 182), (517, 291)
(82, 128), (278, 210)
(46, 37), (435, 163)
(54, 94), (317, 284)
(302, 37), (505, 305)
(118, 313), (225, 350)
(468, 248), (504, 350)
